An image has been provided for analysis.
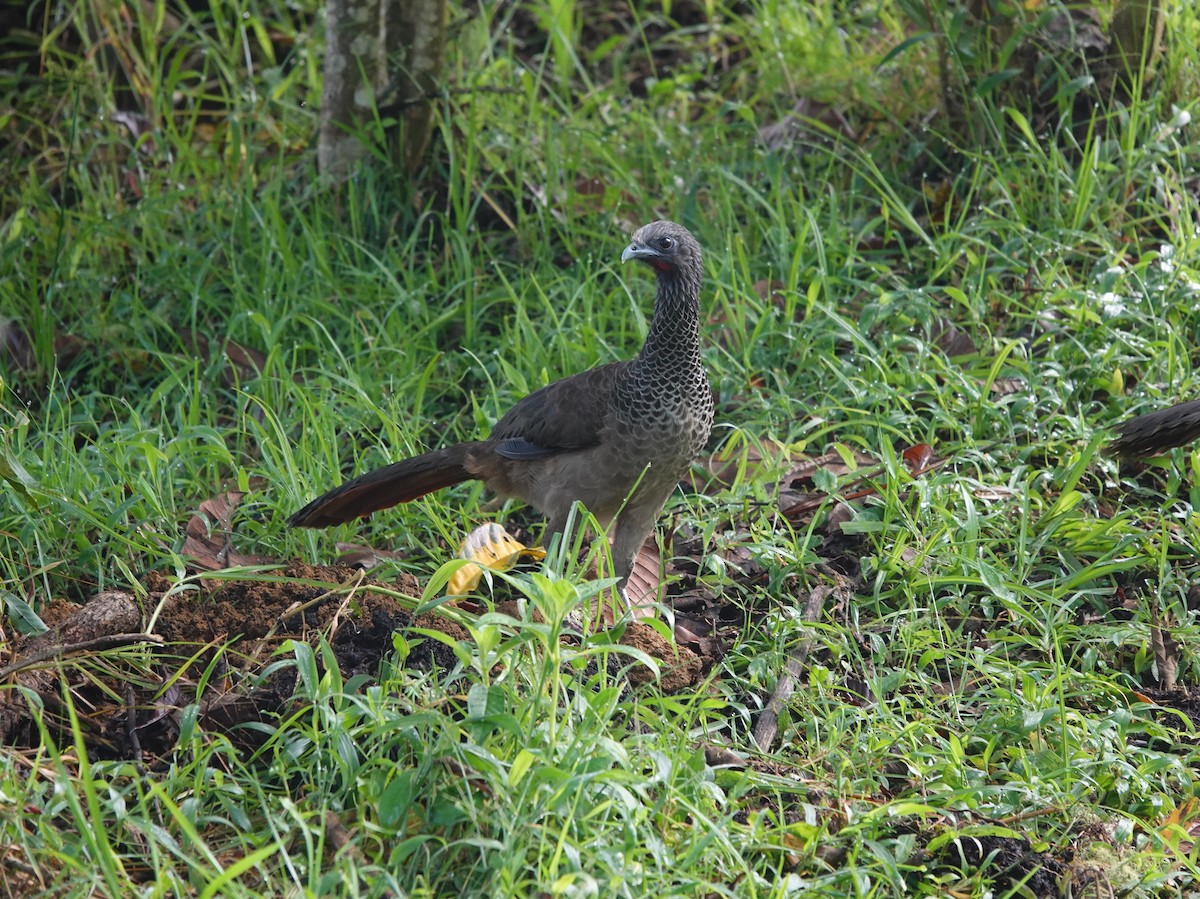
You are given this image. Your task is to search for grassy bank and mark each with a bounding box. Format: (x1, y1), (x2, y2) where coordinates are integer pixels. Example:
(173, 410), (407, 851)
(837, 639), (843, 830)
(3, 0), (1200, 895)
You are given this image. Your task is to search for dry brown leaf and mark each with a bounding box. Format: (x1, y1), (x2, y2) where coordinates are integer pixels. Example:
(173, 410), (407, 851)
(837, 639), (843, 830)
(779, 487), (828, 519)
(785, 449), (877, 485)
(856, 234), (892, 252)
(0, 318), (87, 371)
(437, 756), (493, 797)
(674, 620), (722, 659)
(623, 537), (662, 618)
(990, 377), (1027, 397)
(822, 501), (855, 536)
(703, 744), (748, 768)
(0, 317), (34, 370)
(923, 178), (955, 228)
(932, 319), (977, 358)
(179, 328), (268, 384)
(781, 445), (943, 518)
(569, 175), (608, 216)
(183, 485), (274, 571)
(55, 333), (87, 365)
(1158, 797), (1200, 857)
(527, 174), (637, 227)
(334, 542), (406, 570)
(222, 339), (267, 379)
(778, 449), (876, 515)
(1149, 603), (1179, 691)
(972, 486), (1017, 501)
(902, 443), (937, 474)
(757, 96), (856, 152)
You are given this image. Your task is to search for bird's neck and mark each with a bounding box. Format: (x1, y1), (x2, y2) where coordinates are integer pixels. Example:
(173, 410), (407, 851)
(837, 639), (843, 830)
(638, 270), (703, 369)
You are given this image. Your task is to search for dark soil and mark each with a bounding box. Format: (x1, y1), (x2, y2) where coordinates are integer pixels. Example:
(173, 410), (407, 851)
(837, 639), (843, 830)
(0, 561), (707, 764)
(927, 833), (1066, 897)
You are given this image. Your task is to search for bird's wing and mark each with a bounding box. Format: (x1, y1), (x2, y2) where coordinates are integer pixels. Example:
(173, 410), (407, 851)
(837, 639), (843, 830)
(489, 361), (625, 456)
(494, 437), (553, 460)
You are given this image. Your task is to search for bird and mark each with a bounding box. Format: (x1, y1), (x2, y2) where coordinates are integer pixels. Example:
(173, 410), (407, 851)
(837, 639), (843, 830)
(289, 220), (714, 594)
(1110, 399), (1200, 458)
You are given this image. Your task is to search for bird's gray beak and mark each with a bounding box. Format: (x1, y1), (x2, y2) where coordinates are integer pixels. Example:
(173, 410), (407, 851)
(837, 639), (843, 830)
(622, 241), (655, 263)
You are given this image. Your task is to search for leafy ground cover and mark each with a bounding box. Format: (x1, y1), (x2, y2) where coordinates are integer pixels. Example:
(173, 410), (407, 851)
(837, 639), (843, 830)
(2, 0), (1200, 895)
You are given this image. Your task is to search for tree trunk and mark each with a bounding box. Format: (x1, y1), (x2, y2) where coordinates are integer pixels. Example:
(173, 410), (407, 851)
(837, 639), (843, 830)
(1107, 0), (1166, 98)
(318, 0), (446, 183)
(387, 0), (447, 174)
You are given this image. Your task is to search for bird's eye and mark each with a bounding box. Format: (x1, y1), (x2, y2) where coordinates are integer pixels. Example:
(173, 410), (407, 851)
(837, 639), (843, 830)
(657, 236), (674, 250)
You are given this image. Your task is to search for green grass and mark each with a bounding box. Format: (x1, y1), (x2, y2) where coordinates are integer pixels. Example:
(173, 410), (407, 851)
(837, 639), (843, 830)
(4, 0), (1200, 895)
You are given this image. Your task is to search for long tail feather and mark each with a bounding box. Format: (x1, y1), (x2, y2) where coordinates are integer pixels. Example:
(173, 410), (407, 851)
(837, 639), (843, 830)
(288, 444), (477, 527)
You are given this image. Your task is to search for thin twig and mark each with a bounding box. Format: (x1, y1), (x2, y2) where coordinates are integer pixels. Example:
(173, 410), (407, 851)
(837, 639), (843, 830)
(751, 586), (830, 752)
(0, 633), (163, 680)
(243, 570), (367, 667)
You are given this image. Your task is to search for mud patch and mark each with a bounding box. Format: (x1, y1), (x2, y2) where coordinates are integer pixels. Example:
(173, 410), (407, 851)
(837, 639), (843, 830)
(622, 622), (706, 692)
(1140, 685), (1200, 735)
(925, 833), (1066, 897)
(1, 562), (708, 761)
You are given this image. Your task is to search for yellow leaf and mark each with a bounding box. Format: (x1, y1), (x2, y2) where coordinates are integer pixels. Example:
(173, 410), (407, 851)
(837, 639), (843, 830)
(445, 522), (545, 595)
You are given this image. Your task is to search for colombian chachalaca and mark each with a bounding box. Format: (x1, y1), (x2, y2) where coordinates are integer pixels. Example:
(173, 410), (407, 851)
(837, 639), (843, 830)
(289, 220), (713, 590)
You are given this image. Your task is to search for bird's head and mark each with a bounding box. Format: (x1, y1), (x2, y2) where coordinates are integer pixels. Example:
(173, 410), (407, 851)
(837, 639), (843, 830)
(621, 220), (701, 275)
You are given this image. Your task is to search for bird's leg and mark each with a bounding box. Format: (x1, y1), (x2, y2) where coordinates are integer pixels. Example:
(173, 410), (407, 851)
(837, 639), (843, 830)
(540, 509), (573, 567)
(609, 502), (662, 610)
